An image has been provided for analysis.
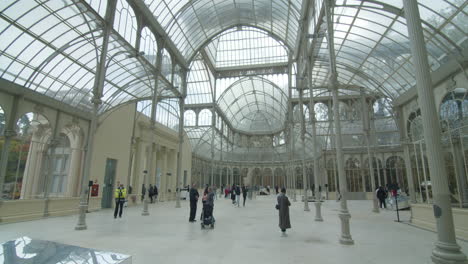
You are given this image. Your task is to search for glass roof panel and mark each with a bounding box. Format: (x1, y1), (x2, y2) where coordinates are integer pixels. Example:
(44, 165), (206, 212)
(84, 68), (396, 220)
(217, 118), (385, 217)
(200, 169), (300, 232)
(145, 0), (301, 60)
(0, 1), (178, 115)
(217, 76), (288, 133)
(203, 27), (289, 69)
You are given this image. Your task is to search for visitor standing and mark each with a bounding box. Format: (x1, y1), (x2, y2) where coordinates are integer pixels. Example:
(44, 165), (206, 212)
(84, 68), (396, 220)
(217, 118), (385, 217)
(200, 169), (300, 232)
(242, 185), (248, 207)
(189, 184), (199, 222)
(114, 183), (127, 219)
(235, 185), (241, 207)
(277, 187), (291, 236)
(377, 186), (387, 209)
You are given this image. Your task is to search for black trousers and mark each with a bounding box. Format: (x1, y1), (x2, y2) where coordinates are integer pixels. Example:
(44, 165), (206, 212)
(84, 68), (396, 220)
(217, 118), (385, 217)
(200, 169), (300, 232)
(379, 198), (386, 208)
(114, 200), (124, 217)
(243, 195), (247, 206)
(189, 200), (197, 221)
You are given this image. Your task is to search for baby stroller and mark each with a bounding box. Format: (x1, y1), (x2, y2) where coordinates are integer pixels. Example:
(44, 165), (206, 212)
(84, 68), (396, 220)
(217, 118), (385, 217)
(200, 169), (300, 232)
(201, 203), (215, 229)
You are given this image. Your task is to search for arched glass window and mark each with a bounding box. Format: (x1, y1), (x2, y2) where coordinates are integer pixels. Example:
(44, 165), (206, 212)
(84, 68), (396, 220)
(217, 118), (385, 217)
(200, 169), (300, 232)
(440, 88), (468, 131)
(326, 159), (337, 192)
(184, 110), (196, 126)
(345, 158), (361, 192)
(140, 27), (158, 66)
(373, 97), (393, 118)
(198, 109), (212, 126)
(161, 49), (173, 82)
(49, 133), (71, 196)
(9, 112), (51, 200)
(156, 99), (179, 131)
(386, 156), (407, 194)
(314, 102), (328, 121)
(114, 0), (137, 46)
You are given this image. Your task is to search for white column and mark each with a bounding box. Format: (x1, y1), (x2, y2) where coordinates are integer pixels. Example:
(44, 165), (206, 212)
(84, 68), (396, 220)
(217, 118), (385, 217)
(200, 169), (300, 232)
(331, 78), (354, 245)
(403, 1), (467, 262)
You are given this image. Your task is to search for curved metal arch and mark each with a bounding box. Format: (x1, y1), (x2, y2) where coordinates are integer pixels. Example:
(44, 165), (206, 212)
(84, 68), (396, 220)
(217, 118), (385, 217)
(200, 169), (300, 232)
(312, 58), (394, 99)
(24, 28), (103, 90)
(165, 0), (301, 60)
(229, 101), (285, 122)
(221, 90), (288, 113)
(217, 76), (289, 104)
(188, 24), (292, 63)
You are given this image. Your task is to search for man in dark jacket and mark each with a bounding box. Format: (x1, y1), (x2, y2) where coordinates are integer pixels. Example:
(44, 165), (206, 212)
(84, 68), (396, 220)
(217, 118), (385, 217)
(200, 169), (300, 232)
(189, 183), (199, 222)
(242, 185), (248, 207)
(376, 186), (387, 209)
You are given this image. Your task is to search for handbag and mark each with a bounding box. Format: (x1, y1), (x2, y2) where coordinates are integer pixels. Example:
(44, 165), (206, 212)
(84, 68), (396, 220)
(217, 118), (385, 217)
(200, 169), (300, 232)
(275, 204), (280, 210)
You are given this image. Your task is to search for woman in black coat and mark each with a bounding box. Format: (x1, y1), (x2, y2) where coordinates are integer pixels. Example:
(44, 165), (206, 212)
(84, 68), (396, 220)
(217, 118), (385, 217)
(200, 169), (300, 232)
(277, 187), (291, 236)
(230, 184), (236, 204)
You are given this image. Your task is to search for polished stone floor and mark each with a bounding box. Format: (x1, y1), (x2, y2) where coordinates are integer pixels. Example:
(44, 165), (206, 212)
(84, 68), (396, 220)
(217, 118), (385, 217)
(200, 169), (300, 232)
(0, 194), (467, 264)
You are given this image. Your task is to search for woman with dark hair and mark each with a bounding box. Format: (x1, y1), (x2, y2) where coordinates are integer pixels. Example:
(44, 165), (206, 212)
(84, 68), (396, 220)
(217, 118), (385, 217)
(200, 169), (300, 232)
(277, 187), (291, 236)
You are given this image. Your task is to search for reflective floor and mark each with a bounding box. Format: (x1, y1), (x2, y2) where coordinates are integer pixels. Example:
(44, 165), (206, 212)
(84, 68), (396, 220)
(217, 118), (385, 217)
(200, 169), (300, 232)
(0, 236), (131, 264)
(0, 195), (467, 264)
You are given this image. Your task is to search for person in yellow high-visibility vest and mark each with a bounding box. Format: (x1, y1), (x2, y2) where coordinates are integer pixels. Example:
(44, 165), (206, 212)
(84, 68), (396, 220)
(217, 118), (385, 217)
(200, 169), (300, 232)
(114, 183), (127, 218)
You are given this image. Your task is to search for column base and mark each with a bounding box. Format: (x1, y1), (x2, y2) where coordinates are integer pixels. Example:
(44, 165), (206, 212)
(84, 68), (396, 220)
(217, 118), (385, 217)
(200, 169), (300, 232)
(142, 211), (149, 216)
(314, 202), (323, 221)
(372, 199), (380, 213)
(75, 203), (88, 231)
(431, 241), (467, 264)
(339, 211), (354, 245)
(340, 237), (355, 245)
(74, 224), (87, 230)
(304, 203), (310, 211)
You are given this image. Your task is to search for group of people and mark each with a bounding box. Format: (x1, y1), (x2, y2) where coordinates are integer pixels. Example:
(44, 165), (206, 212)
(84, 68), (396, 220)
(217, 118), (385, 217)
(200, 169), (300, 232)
(113, 181), (292, 236)
(376, 184), (400, 209)
(141, 184), (158, 203)
(224, 184), (248, 207)
(189, 184), (216, 223)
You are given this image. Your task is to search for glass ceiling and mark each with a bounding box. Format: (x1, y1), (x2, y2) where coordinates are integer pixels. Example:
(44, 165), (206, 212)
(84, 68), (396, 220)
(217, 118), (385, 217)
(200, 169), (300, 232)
(217, 76), (288, 133)
(0, 0), (466, 163)
(308, 0), (467, 99)
(144, 0), (302, 60)
(204, 27), (289, 69)
(0, 0), (178, 114)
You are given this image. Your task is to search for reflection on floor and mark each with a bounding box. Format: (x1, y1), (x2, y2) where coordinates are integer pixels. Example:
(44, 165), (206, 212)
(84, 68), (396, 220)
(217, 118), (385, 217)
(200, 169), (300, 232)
(0, 236), (131, 264)
(0, 195), (467, 264)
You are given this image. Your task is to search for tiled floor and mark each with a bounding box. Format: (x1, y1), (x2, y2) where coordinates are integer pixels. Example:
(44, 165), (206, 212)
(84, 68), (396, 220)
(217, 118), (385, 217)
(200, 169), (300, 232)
(1, 194), (467, 264)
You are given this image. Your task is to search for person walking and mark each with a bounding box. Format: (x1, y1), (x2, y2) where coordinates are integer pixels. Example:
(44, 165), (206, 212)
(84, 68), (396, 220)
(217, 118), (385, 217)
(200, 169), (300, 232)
(189, 184), (199, 222)
(114, 183), (127, 219)
(154, 185), (159, 202)
(149, 184), (154, 203)
(277, 187), (291, 236)
(242, 184), (248, 207)
(235, 184), (241, 207)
